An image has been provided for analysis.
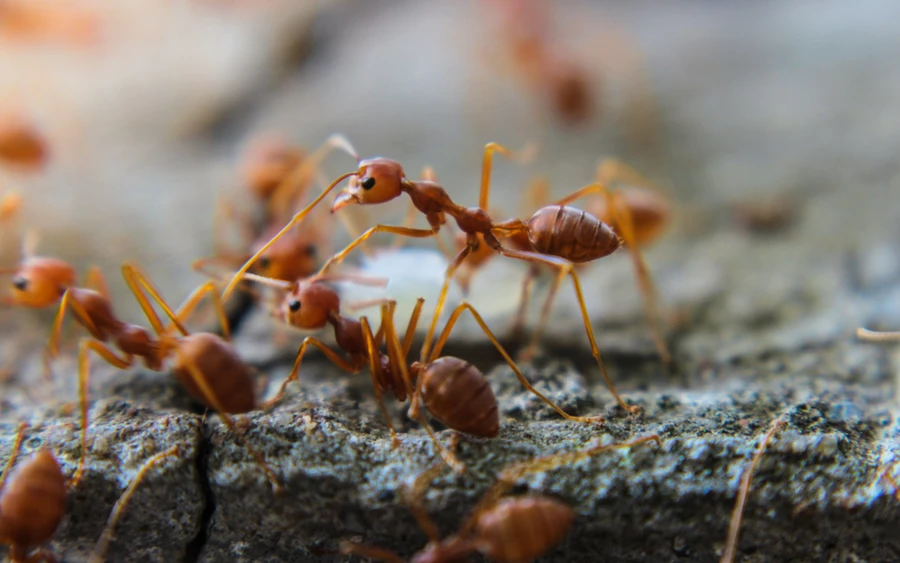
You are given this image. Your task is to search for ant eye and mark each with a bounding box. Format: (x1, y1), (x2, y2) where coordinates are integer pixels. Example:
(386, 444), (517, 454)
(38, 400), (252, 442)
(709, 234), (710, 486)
(304, 244), (317, 257)
(258, 257), (271, 270)
(361, 177), (376, 190)
(288, 299), (301, 312)
(12, 277), (27, 291)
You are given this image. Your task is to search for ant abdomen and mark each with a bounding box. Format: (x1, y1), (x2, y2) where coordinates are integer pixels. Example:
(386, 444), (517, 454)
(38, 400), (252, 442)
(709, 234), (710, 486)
(474, 496), (574, 563)
(525, 205), (619, 263)
(172, 333), (256, 414)
(0, 449), (66, 550)
(415, 357), (499, 438)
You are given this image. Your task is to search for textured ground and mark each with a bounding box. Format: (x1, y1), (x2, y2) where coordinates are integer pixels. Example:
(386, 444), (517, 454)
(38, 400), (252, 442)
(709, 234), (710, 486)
(2, 1), (900, 562)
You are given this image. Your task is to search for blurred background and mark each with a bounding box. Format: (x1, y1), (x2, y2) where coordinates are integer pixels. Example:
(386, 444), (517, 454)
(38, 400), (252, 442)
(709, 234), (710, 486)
(2, 0), (900, 372)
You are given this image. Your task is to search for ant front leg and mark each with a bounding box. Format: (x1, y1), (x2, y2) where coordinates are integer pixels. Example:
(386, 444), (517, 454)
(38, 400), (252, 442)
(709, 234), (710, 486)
(478, 141), (536, 210)
(420, 245), (473, 373)
(120, 262), (188, 337)
(264, 336), (359, 409)
(360, 314), (401, 448)
(166, 280), (232, 341)
(429, 302), (604, 424)
(316, 224), (439, 276)
(497, 246), (640, 415)
(74, 339), (134, 486)
(45, 288), (104, 379)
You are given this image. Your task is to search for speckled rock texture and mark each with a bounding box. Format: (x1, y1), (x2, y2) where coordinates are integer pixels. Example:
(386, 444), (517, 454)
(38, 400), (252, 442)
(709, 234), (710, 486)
(2, 1), (900, 562)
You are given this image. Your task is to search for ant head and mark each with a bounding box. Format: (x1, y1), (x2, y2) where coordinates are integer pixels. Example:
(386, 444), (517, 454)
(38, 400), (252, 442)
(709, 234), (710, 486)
(332, 158), (405, 211)
(281, 280), (340, 330)
(239, 134), (302, 200)
(251, 227), (319, 282)
(4, 257), (76, 308)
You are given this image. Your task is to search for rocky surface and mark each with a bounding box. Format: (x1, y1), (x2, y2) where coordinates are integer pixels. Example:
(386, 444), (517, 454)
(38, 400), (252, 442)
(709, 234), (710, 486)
(1, 1), (900, 562)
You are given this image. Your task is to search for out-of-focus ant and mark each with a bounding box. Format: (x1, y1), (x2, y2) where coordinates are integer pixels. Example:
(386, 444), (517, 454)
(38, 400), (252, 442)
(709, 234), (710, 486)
(341, 433), (659, 563)
(0, 0), (101, 47)
(0, 422), (180, 562)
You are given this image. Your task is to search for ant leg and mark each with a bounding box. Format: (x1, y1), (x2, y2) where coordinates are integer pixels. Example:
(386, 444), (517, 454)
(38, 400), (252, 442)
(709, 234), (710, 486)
(223, 170), (359, 301)
(401, 297), (426, 359)
(382, 302), (464, 473)
(721, 417), (786, 563)
(339, 541), (405, 563)
(510, 265), (539, 343)
(595, 158), (666, 195)
(120, 262), (186, 337)
(389, 198), (421, 250)
(404, 436), (460, 544)
(498, 246), (639, 414)
(0, 190), (21, 222)
(74, 340), (134, 486)
(174, 348), (282, 493)
(317, 224), (439, 276)
(604, 190), (669, 363)
(0, 422), (28, 490)
(858, 328), (900, 342)
(45, 288), (102, 377)
(89, 445), (181, 563)
(360, 315), (400, 448)
(267, 134), (359, 217)
(478, 141), (536, 210)
(167, 281), (231, 341)
(264, 336), (360, 409)
(421, 245), (473, 365)
(83, 265), (110, 299)
(430, 302), (604, 424)
(552, 181), (610, 208)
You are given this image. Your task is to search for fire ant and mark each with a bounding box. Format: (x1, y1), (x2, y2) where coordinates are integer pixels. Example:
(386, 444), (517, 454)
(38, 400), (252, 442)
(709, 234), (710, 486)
(720, 416), (785, 563)
(0, 110), (49, 172)
(340, 433), (660, 563)
(0, 422), (181, 563)
(0, 232), (79, 309)
(226, 142), (663, 414)
(44, 262), (281, 491)
(246, 269), (601, 472)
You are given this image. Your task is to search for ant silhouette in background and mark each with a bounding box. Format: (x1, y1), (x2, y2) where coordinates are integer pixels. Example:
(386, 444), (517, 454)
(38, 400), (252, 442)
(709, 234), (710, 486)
(226, 142), (668, 413)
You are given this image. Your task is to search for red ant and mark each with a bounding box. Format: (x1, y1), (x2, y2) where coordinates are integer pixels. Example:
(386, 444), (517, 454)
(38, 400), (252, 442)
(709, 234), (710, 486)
(0, 232), (79, 309)
(341, 433), (660, 563)
(245, 270), (602, 472)
(43, 262), (281, 491)
(0, 422), (181, 563)
(226, 142), (667, 414)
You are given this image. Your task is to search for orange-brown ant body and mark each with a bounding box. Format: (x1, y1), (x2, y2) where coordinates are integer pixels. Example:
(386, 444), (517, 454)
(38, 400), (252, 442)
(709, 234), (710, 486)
(342, 433), (660, 563)
(0, 423), (183, 563)
(0, 0), (101, 47)
(227, 142), (667, 412)
(0, 112), (48, 172)
(45, 262), (280, 490)
(247, 271), (600, 471)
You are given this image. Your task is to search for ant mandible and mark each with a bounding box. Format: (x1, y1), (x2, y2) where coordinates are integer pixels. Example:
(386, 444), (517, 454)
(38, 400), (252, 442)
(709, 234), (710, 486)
(340, 433), (660, 563)
(0, 422), (182, 563)
(225, 142), (655, 414)
(44, 262), (281, 492)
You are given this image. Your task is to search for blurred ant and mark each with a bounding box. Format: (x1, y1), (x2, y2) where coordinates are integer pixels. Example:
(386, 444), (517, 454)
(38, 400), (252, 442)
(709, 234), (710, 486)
(227, 142), (663, 413)
(246, 269), (601, 472)
(44, 262), (281, 491)
(0, 111), (49, 172)
(341, 433), (659, 563)
(857, 327), (900, 344)
(0, 0), (101, 47)
(0, 422), (180, 563)
(0, 232), (80, 309)
(720, 416), (785, 563)
(479, 0), (658, 144)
